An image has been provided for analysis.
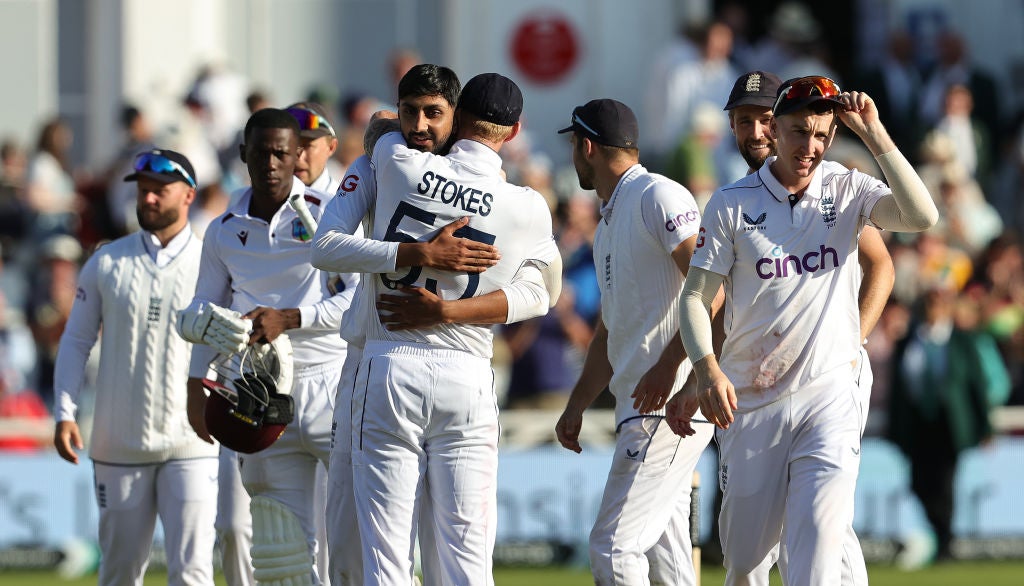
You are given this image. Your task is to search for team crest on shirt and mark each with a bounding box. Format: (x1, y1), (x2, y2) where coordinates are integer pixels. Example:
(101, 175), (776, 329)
(292, 219), (312, 242)
(742, 211), (767, 231)
(820, 195), (837, 227)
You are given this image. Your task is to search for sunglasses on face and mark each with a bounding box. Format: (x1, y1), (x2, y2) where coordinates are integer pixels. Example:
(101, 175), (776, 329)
(286, 107), (336, 137)
(772, 76), (842, 113)
(133, 152), (196, 188)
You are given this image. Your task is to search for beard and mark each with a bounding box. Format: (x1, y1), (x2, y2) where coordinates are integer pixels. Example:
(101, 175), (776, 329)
(739, 141), (773, 171)
(137, 206), (180, 233)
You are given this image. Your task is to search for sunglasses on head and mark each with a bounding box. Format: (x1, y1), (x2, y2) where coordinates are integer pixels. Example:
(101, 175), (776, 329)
(133, 152), (196, 188)
(772, 76), (842, 113)
(286, 107), (336, 137)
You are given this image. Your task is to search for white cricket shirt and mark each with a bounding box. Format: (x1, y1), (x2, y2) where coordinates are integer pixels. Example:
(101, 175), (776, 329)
(364, 132), (558, 358)
(691, 156), (889, 408)
(593, 164), (701, 424)
(189, 177), (353, 375)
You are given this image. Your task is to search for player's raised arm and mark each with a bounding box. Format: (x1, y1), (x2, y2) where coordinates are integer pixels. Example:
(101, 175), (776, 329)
(834, 90), (939, 232)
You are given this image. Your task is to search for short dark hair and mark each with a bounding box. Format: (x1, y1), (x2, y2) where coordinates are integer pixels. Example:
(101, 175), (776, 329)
(398, 64), (461, 108)
(243, 108), (300, 143)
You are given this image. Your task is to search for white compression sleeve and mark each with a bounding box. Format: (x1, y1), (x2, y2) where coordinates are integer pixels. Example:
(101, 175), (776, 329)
(868, 150), (939, 232)
(678, 266), (725, 365)
(502, 263), (549, 324)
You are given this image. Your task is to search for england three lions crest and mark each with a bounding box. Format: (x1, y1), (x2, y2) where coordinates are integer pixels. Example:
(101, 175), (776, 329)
(819, 196), (836, 227)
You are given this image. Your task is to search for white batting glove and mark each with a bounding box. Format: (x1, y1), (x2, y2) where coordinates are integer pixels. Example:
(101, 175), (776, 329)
(176, 300), (252, 356)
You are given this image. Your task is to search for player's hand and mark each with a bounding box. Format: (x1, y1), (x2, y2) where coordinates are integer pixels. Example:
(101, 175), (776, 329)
(632, 360), (675, 414)
(555, 407), (585, 454)
(835, 91), (882, 139)
(54, 420), (83, 464)
(377, 286), (447, 330)
(244, 307), (300, 344)
(693, 357), (737, 429)
(421, 217), (501, 272)
(187, 377), (215, 444)
(666, 374), (702, 437)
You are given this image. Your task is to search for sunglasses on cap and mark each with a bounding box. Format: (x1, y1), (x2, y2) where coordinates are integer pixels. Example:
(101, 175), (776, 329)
(285, 107), (336, 137)
(772, 76), (842, 113)
(133, 152), (196, 188)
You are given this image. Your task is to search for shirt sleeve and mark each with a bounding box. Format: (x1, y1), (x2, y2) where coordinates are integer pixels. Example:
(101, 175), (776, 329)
(689, 189), (735, 277)
(640, 180), (702, 254)
(52, 254), (102, 421)
(189, 221), (234, 378)
(298, 272), (359, 332)
(311, 156), (400, 274)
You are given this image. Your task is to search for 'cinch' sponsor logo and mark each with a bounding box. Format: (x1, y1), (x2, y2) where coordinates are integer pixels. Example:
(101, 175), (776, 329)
(665, 210), (699, 231)
(756, 244), (839, 279)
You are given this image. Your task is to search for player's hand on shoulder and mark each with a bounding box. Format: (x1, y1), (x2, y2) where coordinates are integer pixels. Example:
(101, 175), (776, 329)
(186, 378), (214, 444)
(422, 217), (501, 272)
(555, 407), (584, 454)
(377, 286), (446, 330)
(54, 420), (83, 464)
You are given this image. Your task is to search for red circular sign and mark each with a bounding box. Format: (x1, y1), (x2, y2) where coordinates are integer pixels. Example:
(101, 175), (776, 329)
(510, 13), (579, 85)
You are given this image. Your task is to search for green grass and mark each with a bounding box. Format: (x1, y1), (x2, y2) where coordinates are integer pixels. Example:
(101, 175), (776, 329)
(3, 562), (1024, 585)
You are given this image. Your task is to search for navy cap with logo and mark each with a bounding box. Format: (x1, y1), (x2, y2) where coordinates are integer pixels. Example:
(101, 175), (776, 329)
(124, 148), (197, 188)
(557, 98), (639, 149)
(724, 71), (783, 111)
(457, 73), (524, 126)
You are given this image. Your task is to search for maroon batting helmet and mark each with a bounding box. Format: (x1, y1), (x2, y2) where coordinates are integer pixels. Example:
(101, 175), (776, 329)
(203, 336), (294, 454)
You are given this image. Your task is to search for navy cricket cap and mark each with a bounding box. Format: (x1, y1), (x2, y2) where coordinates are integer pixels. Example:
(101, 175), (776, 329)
(772, 76), (844, 117)
(557, 98), (639, 149)
(724, 71), (783, 111)
(457, 73), (523, 126)
(123, 148), (197, 187)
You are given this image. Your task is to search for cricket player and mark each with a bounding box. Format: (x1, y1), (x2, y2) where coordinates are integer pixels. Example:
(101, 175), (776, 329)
(286, 99), (351, 586)
(672, 77), (938, 585)
(553, 99), (714, 586)
(53, 149), (219, 585)
(182, 108), (355, 586)
(313, 64), (563, 585)
(309, 66), (522, 584)
(706, 70), (896, 586)
(323, 72), (559, 585)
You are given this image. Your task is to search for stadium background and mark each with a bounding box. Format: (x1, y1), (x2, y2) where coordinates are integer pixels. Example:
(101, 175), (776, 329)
(2, 0), (1024, 582)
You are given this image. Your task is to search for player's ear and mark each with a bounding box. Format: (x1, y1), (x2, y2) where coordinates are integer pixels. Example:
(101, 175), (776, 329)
(239, 142), (247, 164)
(503, 121), (522, 144)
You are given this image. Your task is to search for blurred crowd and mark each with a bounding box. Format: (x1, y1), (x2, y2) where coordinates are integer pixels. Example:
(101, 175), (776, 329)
(2, 1), (1023, 454)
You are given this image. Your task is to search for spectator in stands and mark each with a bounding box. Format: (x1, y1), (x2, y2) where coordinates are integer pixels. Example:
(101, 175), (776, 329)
(26, 118), (81, 241)
(888, 285), (1011, 562)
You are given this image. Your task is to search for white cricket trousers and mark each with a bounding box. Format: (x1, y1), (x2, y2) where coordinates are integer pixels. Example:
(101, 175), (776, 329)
(718, 368), (862, 586)
(217, 448), (254, 586)
(93, 457), (218, 586)
(589, 415), (713, 586)
(327, 344), (442, 586)
(352, 341), (499, 586)
(240, 360), (340, 585)
(748, 349), (874, 586)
